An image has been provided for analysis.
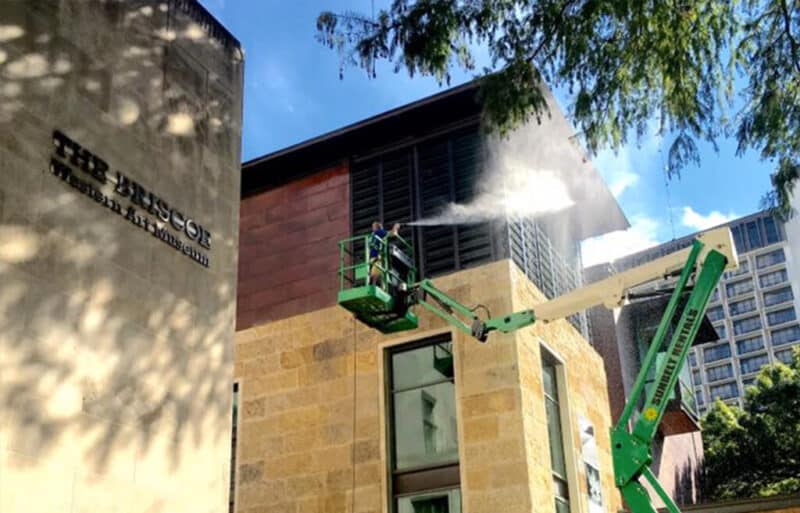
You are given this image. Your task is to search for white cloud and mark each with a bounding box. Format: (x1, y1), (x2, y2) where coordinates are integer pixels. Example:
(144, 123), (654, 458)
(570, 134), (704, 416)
(592, 119), (662, 199)
(581, 216), (662, 267)
(608, 170), (640, 198)
(680, 207), (738, 231)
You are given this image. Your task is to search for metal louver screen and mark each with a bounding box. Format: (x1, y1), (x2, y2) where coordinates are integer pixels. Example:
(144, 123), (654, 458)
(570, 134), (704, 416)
(350, 126), (494, 278)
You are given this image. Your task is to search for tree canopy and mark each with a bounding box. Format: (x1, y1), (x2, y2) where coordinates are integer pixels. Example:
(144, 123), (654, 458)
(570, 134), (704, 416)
(701, 346), (800, 500)
(316, 1), (800, 217)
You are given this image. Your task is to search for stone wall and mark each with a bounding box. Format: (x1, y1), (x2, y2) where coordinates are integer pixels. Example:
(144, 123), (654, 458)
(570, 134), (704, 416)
(0, 2), (243, 513)
(233, 259), (621, 513)
(237, 163), (350, 329)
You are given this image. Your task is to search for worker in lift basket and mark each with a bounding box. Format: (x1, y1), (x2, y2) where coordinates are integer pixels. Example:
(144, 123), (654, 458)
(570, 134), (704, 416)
(369, 221), (400, 286)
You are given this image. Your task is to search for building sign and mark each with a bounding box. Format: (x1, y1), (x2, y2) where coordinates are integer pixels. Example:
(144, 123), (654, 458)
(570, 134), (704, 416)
(48, 130), (211, 267)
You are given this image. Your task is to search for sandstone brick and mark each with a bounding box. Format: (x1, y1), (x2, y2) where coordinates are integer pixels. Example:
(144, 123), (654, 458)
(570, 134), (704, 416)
(243, 398), (266, 418)
(287, 474), (324, 497)
(353, 484), (380, 507)
(461, 388), (517, 417)
(313, 337), (351, 360)
(352, 439), (379, 464)
(463, 415), (499, 443)
(465, 467), (492, 491)
(323, 492), (348, 513)
(295, 496), (324, 513)
(264, 454), (312, 479)
(355, 414), (378, 436)
(238, 480), (286, 507)
(281, 347), (313, 369)
(326, 468), (353, 490)
(320, 423), (352, 445)
(313, 445), (352, 471)
(490, 461), (530, 487)
(238, 462), (264, 484)
(278, 406), (327, 432)
(282, 428), (320, 455)
(354, 349), (377, 373)
(299, 356), (352, 385)
(353, 462), (382, 486)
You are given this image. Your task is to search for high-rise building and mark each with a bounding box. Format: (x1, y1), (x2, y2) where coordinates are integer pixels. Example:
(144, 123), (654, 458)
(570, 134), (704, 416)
(588, 208), (800, 416)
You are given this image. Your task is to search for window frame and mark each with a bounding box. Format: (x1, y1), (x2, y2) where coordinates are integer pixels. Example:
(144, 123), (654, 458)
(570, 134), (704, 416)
(384, 333), (462, 512)
(229, 381), (241, 513)
(540, 343), (580, 513)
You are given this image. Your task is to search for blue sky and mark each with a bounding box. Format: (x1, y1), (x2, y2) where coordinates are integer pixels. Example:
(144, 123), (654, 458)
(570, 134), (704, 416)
(201, 1), (776, 266)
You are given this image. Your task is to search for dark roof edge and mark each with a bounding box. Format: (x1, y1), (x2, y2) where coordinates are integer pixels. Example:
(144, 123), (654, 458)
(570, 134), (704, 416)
(242, 81), (479, 170)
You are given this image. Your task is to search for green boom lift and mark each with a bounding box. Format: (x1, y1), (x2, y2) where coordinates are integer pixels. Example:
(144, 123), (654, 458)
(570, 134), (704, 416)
(337, 226), (738, 513)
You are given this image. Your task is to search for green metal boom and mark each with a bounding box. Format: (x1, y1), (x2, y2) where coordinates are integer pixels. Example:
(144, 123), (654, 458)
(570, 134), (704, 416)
(611, 240), (727, 513)
(337, 227), (736, 513)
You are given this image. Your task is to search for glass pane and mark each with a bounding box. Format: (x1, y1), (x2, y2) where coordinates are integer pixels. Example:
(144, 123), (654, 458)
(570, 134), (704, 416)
(398, 489), (461, 513)
(747, 221), (762, 249)
(546, 397), (567, 477)
(764, 217), (780, 244)
(394, 383), (458, 469)
(542, 361), (557, 398)
(555, 495), (570, 513)
(393, 342), (454, 390)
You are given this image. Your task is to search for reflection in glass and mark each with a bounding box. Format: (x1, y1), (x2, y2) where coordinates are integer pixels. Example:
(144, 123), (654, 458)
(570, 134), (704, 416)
(394, 382), (458, 469)
(393, 342), (454, 390)
(398, 489), (461, 513)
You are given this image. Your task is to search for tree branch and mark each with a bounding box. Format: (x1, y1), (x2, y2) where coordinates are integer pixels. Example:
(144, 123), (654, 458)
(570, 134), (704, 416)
(779, 0), (800, 74)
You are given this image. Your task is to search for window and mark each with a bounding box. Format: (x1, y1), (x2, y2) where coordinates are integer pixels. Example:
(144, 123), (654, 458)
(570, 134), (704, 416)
(696, 390), (705, 406)
(689, 352), (698, 367)
(729, 298), (757, 317)
(759, 269), (788, 288)
(763, 217), (781, 244)
(692, 370), (702, 386)
(704, 343), (731, 363)
(706, 363), (734, 383)
(756, 248), (786, 269)
(771, 325), (800, 346)
(709, 382), (740, 400)
(740, 354), (770, 374)
(707, 306), (725, 322)
(733, 316), (762, 336)
(736, 336), (765, 355)
(724, 260), (750, 279)
(774, 347), (797, 364)
(742, 377), (756, 388)
(542, 350), (571, 513)
(397, 490), (461, 513)
(747, 221), (762, 249)
(763, 287), (794, 307)
(710, 287), (720, 303)
(731, 225), (746, 253)
(229, 382), (240, 513)
(767, 307), (796, 326)
(726, 279), (754, 298)
(388, 336), (460, 512)
(715, 324), (727, 340)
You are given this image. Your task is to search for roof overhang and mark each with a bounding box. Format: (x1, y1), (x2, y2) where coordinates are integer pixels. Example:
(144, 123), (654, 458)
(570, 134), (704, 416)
(241, 81), (629, 240)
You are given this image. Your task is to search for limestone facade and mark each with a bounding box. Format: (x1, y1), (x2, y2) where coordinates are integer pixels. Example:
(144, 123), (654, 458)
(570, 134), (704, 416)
(234, 260), (622, 513)
(0, 2), (243, 512)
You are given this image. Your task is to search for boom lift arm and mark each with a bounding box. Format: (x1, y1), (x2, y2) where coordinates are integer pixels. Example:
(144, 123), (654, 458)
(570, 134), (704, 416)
(337, 227), (738, 513)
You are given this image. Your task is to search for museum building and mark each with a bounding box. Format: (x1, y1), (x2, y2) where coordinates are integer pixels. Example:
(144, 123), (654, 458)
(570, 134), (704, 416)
(234, 82), (628, 513)
(0, 2), (243, 512)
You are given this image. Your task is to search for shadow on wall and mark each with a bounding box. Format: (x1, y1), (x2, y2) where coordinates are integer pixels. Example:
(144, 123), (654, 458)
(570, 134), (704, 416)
(0, 0), (242, 474)
(673, 458), (701, 506)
